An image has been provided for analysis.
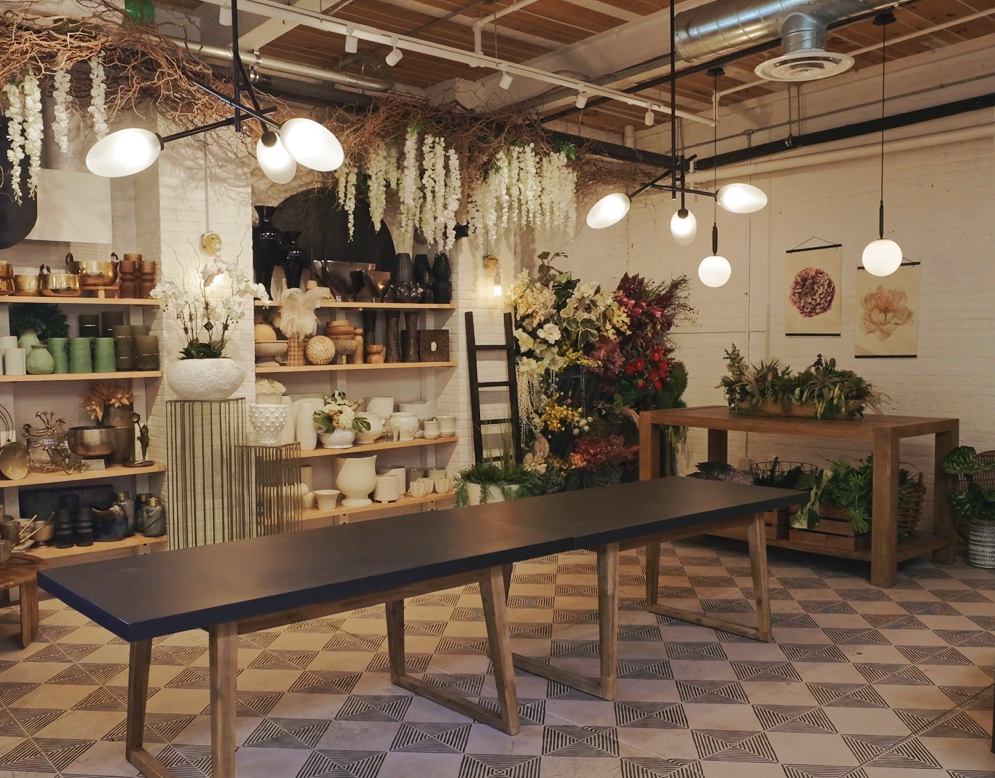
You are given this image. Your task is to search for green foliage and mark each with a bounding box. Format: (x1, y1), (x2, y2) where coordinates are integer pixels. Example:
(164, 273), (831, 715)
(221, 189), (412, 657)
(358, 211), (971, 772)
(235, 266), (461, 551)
(10, 303), (68, 341)
(453, 460), (544, 506)
(942, 446), (995, 522)
(750, 458), (817, 490)
(180, 342), (225, 359)
(692, 462), (737, 481)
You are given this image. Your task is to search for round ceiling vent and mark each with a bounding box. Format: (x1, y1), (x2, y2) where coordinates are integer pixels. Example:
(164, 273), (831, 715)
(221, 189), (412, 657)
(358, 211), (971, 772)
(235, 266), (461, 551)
(754, 50), (855, 82)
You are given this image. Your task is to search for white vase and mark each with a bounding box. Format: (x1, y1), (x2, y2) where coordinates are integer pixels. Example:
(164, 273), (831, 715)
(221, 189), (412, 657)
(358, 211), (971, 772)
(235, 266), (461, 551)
(278, 396), (295, 445)
(296, 400), (317, 451)
(248, 403), (290, 446)
(320, 429), (355, 449)
(337, 455), (377, 507)
(355, 412), (384, 445)
(166, 357), (245, 401)
(388, 412), (420, 442)
(437, 413), (457, 437)
(366, 396), (394, 419)
(466, 483), (519, 506)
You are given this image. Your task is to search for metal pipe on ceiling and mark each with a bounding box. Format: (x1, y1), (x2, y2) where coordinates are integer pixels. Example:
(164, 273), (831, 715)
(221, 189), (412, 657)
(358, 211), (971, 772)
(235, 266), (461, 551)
(473, 0), (542, 54)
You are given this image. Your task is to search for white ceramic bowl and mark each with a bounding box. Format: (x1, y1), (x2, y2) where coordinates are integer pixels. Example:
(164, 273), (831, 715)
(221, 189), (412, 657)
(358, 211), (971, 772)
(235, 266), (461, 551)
(255, 341), (288, 364)
(314, 489), (340, 510)
(399, 401), (437, 421)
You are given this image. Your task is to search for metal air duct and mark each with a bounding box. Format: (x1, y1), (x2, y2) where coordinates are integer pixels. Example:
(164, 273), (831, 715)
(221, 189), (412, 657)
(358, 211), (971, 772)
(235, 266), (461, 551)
(674, 0), (896, 82)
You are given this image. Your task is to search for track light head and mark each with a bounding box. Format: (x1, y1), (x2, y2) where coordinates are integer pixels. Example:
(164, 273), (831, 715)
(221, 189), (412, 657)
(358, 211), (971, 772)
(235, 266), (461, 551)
(499, 68), (513, 90)
(385, 38), (403, 67)
(644, 109), (654, 127)
(344, 25), (358, 54)
(575, 93), (588, 110)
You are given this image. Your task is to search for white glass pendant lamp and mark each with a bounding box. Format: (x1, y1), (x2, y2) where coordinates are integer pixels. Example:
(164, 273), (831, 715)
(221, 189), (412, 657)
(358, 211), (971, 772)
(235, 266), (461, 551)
(716, 182), (767, 214)
(698, 222), (730, 288)
(256, 132), (297, 183)
(85, 128), (163, 178)
(586, 192), (630, 229)
(279, 118), (344, 172)
(670, 208), (697, 245)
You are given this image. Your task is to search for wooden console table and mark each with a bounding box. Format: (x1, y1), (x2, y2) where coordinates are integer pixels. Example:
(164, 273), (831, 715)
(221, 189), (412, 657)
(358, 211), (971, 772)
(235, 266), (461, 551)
(639, 406), (960, 587)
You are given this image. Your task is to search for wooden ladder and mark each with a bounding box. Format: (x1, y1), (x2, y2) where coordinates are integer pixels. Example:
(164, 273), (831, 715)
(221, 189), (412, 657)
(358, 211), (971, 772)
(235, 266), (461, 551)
(465, 311), (521, 465)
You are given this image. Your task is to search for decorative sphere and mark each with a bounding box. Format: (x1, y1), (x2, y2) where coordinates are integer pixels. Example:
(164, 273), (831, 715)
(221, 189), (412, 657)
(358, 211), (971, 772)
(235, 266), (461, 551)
(861, 238), (902, 277)
(305, 335), (336, 365)
(586, 193), (630, 230)
(698, 255), (732, 288)
(254, 323), (277, 342)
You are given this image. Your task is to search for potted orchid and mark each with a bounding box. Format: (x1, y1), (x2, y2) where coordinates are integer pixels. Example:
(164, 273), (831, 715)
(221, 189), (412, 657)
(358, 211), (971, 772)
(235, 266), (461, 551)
(312, 392), (371, 449)
(151, 256), (269, 400)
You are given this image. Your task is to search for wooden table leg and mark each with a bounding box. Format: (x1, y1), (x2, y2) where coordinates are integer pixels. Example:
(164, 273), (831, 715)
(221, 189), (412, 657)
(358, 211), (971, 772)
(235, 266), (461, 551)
(707, 429), (728, 464)
(639, 415), (661, 480)
(502, 563), (514, 600)
(126, 640), (152, 762)
(19, 580), (38, 649)
(385, 600), (406, 682)
(645, 541), (661, 608)
(933, 426), (959, 565)
(746, 514), (771, 642)
(597, 542), (619, 701)
(208, 622), (238, 778)
(871, 428), (900, 588)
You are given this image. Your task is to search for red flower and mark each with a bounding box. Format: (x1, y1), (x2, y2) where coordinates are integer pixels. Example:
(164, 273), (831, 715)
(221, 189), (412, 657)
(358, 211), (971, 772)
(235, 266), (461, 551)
(652, 349), (663, 362)
(653, 379), (663, 391)
(623, 363), (635, 375)
(648, 370), (659, 381)
(637, 380), (647, 389)
(635, 357), (645, 371)
(659, 360), (669, 380)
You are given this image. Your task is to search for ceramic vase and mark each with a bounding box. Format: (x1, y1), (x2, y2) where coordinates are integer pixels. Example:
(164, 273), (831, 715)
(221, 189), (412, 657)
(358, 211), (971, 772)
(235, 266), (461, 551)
(26, 344), (54, 375)
(47, 338), (69, 374)
(280, 230), (309, 291)
(296, 400), (318, 452)
(336, 455), (378, 507)
(355, 412), (383, 445)
(249, 403), (290, 446)
(17, 330), (42, 350)
(94, 338), (116, 373)
(414, 254), (434, 303)
(252, 205), (283, 295)
(432, 253), (453, 304)
(68, 338), (92, 373)
(165, 357), (245, 400)
(362, 310), (378, 353)
(103, 403), (136, 465)
(319, 428), (355, 449)
(388, 412), (419, 442)
(286, 337), (305, 367)
(384, 311), (401, 363)
(403, 311), (420, 362)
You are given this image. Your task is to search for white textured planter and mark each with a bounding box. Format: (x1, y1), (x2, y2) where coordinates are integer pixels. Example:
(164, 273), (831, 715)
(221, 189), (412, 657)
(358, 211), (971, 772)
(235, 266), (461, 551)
(320, 429), (355, 449)
(968, 520), (995, 568)
(248, 404), (289, 446)
(166, 358), (245, 401)
(337, 455), (378, 507)
(465, 483), (520, 506)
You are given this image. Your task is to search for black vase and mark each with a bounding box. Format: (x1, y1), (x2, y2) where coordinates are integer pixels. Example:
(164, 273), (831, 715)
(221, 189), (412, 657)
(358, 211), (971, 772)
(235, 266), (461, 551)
(384, 311), (402, 363)
(252, 206), (283, 295)
(396, 253), (414, 284)
(280, 230), (309, 291)
(432, 253), (453, 304)
(414, 254), (434, 303)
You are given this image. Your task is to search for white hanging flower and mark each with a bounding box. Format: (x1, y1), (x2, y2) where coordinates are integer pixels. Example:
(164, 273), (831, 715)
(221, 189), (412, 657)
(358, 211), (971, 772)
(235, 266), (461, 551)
(367, 144), (390, 231)
(345, 164), (357, 241)
(3, 81), (24, 205)
(420, 133), (436, 244)
(443, 148), (461, 250)
(52, 67), (71, 157)
(22, 73), (42, 200)
(432, 136), (446, 246)
(400, 127), (420, 237)
(88, 55), (108, 140)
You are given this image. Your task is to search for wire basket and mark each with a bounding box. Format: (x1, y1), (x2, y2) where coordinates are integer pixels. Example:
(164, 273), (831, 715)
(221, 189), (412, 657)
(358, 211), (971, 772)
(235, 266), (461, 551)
(750, 460), (818, 489)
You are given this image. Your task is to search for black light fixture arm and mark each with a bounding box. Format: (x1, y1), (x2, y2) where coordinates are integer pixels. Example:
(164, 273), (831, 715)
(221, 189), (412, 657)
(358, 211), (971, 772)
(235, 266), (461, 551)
(190, 80), (280, 130)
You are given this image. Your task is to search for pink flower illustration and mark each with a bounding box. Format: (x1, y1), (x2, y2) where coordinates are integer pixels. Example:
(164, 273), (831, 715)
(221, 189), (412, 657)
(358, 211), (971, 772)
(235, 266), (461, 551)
(861, 285), (913, 340)
(790, 267), (836, 318)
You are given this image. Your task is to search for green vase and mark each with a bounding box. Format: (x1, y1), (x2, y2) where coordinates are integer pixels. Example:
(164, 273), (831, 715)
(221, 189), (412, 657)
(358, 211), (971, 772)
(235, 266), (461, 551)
(17, 330), (41, 350)
(47, 338), (68, 374)
(26, 344), (55, 375)
(69, 337), (93, 373)
(94, 338), (116, 373)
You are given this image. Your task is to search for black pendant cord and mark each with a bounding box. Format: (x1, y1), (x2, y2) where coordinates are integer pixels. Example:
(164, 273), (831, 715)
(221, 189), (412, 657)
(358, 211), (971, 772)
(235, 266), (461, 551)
(670, 0), (677, 199)
(878, 17), (887, 240)
(712, 69), (719, 254)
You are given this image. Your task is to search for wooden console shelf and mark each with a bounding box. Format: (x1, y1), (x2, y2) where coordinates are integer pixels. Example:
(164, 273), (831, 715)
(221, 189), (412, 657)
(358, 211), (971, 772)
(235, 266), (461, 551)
(301, 437), (458, 459)
(638, 405), (959, 587)
(302, 493), (456, 527)
(3, 463), (165, 489)
(256, 361), (456, 375)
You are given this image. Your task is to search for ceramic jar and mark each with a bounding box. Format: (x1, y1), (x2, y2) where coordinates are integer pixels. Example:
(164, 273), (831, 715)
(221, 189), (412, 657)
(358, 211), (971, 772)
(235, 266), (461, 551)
(336, 455), (377, 507)
(26, 344), (54, 375)
(388, 412), (419, 442)
(248, 403), (290, 446)
(17, 330), (42, 350)
(141, 497), (166, 537)
(114, 491), (136, 537)
(423, 420), (441, 440)
(68, 338), (92, 373)
(3, 348), (24, 376)
(437, 413), (457, 437)
(374, 474), (401, 503)
(94, 338), (116, 373)
(165, 357), (245, 400)
(355, 412), (383, 445)
(319, 428), (355, 449)
(280, 231), (309, 291)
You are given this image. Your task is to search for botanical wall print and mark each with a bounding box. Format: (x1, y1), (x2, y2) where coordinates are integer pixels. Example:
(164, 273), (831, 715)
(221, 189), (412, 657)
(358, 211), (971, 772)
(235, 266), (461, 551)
(854, 263), (920, 358)
(785, 245), (843, 336)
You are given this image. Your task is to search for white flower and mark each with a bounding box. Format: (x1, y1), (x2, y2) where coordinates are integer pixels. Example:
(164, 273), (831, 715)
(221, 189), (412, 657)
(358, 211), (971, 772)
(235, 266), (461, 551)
(400, 127), (421, 238)
(443, 148), (461, 250)
(515, 329), (535, 351)
(52, 67), (71, 157)
(537, 323), (561, 343)
(88, 55), (108, 140)
(3, 81), (24, 205)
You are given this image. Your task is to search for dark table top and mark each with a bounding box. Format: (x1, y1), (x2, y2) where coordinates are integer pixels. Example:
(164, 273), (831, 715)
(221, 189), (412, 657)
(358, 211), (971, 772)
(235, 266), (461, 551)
(39, 477), (805, 643)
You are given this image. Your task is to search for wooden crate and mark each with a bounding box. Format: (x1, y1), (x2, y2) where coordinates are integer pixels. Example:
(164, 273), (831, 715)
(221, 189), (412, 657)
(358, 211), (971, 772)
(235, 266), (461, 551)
(760, 506), (794, 540)
(789, 505), (870, 551)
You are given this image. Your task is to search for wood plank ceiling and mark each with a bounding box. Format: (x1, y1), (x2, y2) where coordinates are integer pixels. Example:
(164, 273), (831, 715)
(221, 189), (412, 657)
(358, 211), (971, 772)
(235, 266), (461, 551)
(163, 0), (995, 135)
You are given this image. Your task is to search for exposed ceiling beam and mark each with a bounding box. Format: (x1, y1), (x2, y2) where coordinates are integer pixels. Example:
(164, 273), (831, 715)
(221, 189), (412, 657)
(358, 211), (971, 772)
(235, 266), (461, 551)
(238, 0), (341, 50)
(562, 0), (641, 23)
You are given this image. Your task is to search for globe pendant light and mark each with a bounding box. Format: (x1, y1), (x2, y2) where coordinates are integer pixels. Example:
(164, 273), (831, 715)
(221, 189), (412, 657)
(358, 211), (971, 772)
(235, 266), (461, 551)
(85, 128), (162, 178)
(699, 253), (731, 288)
(862, 12), (901, 278)
(670, 208), (696, 245)
(716, 182), (767, 214)
(586, 192), (630, 229)
(256, 131), (297, 184)
(279, 117), (344, 173)
(698, 68), (731, 288)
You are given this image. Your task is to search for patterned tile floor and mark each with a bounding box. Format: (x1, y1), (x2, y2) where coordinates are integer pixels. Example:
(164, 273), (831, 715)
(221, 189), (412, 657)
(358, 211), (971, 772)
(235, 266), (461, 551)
(0, 537), (993, 777)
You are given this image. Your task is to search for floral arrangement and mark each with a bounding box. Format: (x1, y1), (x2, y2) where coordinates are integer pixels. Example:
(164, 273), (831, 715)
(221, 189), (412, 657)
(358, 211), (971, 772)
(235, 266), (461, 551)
(312, 392), (371, 434)
(151, 255), (269, 359)
(569, 434), (639, 485)
(84, 382), (135, 422)
(719, 345), (885, 419)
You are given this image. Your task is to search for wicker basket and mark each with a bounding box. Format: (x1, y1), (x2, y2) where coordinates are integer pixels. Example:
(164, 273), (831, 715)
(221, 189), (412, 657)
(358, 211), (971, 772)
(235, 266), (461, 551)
(897, 464), (927, 535)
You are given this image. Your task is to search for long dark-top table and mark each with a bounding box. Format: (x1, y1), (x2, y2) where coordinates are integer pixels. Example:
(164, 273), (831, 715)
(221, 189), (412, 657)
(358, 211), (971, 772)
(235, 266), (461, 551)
(39, 477), (805, 778)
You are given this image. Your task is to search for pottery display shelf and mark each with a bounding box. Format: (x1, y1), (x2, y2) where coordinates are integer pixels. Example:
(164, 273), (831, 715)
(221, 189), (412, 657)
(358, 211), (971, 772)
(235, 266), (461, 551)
(301, 436), (458, 459)
(29, 533), (168, 569)
(0, 298), (160, 306)
(256, 361), (456, 374)
(2, 462), (166, 488)
(257, 301), (455, 310)
(302, 492), (457, 527)
(0, 370), (162, 384)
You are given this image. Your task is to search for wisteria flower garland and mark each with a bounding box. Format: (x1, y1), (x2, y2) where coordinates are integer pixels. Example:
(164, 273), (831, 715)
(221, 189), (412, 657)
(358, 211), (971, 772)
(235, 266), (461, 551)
(22, 73), (42, 200)
(3, 81), (25, 204)
(399, 128), (420, 237)
(443, 148), (461, 250)
(88, 55), (108, 140)
(52, 66), (71, 157)
(335, 160), (358, 240)
(367, 144), (390, 231)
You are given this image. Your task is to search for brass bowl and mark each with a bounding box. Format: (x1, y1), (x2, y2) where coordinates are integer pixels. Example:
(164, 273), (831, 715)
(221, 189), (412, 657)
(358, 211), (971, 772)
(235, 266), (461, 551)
(0, 278), (15, 296)
(67, 259), (118, 288)
(67, 426), (117, 457)
(40, 272), (81, 297)
(30, 519), (54, 543)
(12, 274), (39, 296)
(0, 261), (13, 278)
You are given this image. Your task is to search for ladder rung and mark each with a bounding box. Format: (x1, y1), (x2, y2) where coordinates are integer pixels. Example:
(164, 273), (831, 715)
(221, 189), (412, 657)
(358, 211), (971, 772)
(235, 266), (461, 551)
(472, 344), (512, 352)
(481, 418), (512, 426)
(478, 381), (510, 388)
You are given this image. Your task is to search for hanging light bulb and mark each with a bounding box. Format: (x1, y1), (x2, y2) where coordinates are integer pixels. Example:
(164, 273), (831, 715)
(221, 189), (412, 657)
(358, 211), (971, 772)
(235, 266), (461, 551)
(279, 118), (344, 172)
(698, 67), (732, 289)
(256, 131), (297, 184)
(493, 262), (503, 297)
(219, 2), (232, 25)
(716, 183), (767, 214)
(586, 192), (630, 230)
(698, 254), (731, 288)
(85, 128), (163, 178)
(670, 208), (697, 245)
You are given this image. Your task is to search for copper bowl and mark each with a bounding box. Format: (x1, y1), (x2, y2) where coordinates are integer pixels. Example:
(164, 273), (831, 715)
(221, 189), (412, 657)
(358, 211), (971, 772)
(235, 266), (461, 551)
(40, 272), (81, 297)
(67, 426), (117, 457)
(12, 274), (39, 296)
(67, 260), (118, 288)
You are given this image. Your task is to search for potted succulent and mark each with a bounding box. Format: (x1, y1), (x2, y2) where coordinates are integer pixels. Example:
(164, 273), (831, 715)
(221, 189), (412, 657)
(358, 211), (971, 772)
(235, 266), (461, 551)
(152, 256), (269, 400)
(942, 446), (995, 568)
(312, 392), (371, 449)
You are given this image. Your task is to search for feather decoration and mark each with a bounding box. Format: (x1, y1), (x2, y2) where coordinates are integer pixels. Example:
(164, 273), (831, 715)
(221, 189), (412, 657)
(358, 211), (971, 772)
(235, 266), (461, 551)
(275, 288), (330, 340)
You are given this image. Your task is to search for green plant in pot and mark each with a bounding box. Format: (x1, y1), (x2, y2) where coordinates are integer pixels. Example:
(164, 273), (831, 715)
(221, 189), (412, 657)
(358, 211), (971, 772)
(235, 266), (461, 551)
(455, 431), (543, 506)
(942, 446), (995, 568)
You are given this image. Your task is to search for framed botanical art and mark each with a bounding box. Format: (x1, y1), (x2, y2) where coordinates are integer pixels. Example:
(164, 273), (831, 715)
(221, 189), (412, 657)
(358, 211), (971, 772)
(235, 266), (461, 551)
(785, 244), (843, 336)
(854, 262), (920, 358)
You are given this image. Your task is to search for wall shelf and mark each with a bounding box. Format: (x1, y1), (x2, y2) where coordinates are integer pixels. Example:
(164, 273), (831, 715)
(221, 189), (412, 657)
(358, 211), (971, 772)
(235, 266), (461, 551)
(301, 437), (458, 459)
(0, 297), (159, 306)
(4, 462), (165, 489)
(256, 361), (456, 375)
(0, 370), (161, 384)
(302, 492), (456, 525)
(257, 301), (454, 311)
(29, 533), (167, 567)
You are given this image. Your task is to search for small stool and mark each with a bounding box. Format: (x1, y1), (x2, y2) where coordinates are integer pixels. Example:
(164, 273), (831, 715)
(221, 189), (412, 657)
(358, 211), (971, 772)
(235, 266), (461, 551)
(0, 554), (46, 648)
